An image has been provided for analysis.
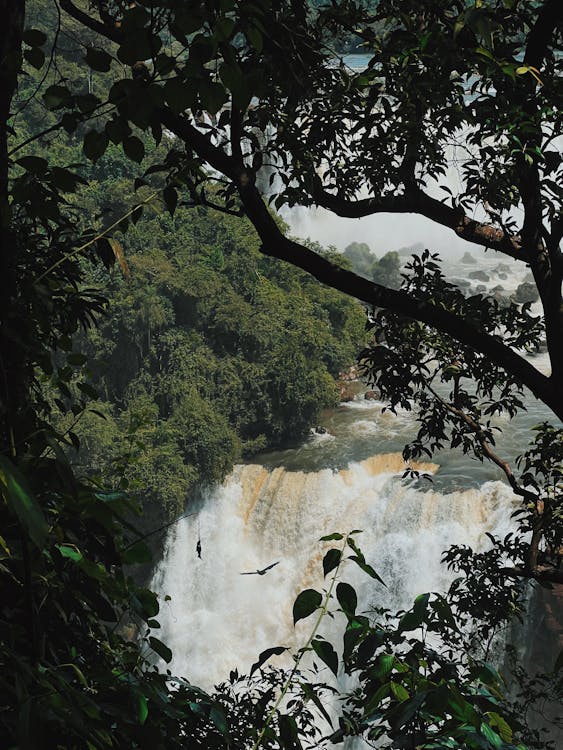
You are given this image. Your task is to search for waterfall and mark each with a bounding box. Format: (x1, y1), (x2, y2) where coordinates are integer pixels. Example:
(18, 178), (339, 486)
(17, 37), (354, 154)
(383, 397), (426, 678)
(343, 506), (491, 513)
(151, 452), (516, 690)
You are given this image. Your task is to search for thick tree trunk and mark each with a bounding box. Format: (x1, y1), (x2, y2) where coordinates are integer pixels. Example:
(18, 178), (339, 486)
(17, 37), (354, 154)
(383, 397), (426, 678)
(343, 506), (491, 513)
(0, 0), (24, 208)
(0, 0), (26, 455)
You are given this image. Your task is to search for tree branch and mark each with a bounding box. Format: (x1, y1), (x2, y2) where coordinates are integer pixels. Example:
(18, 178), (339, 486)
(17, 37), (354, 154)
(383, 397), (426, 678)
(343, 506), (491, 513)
(524, 0), (563, 69)
(247, 189), (560, 416)
(426, 384), (538, 504)
(425, 383), (552, 576)
(59, 0), (123, 43)
(312, 182), (529, 262)
(499, 565), (563, 586)
(0, 0), (25, 205)
(158, 108), (561, 420)
(519, 0), (563, 380)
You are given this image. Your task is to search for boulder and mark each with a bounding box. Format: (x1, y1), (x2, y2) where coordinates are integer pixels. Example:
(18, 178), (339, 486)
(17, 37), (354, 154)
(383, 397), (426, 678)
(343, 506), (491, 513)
(494, 263), (510, 273)
(337, 382), (355, 402)
(452, 278), (471, 288)
(468, 270), (490, 282)
(514, 281), (539, 304)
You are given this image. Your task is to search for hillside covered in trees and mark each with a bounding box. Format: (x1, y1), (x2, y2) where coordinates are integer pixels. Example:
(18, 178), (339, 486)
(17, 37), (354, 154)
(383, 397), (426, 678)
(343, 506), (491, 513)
(72, 201), (366, 523)
(14, 0), (366, 523)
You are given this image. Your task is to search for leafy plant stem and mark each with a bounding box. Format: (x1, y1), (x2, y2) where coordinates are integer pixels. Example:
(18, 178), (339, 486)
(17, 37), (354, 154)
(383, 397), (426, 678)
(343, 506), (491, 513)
(33, 190), (160, 285)
(251, 533), (349, 750)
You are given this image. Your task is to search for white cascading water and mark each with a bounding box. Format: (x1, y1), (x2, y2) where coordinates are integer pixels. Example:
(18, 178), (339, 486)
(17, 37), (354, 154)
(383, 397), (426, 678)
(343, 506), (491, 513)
(151, 449), (516, 690)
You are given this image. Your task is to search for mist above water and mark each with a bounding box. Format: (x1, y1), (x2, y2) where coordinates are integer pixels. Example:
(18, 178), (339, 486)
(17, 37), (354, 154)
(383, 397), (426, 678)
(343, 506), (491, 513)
(287, 205), (474, 260)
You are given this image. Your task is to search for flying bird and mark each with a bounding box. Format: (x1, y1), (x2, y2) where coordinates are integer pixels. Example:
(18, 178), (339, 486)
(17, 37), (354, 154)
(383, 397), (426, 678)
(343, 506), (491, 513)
(240, 561), (280, 576)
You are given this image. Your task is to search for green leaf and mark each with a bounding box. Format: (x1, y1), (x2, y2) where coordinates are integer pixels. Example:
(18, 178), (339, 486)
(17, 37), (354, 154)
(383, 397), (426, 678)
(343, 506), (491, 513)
(24, 46), (45, 69)
(209, 704), (228, 736)
(486, 712), (513, 743)
(246, 26), (263, 52)
(446, 687), (479, 725)
(343, 626), (362, 666)
(250, 646), (288, 676)
(149, 636), (173, 664)
(0, 534), (11, 556)
(311, 638), (338, 677)
(67, 352), (88, 366)
(23, 29), (47, 47)
(214, 17), (235, 41)
(372, 653), (395, 679)
(389, 692), (426, 730)
(83, 129), (109, 163)
(199, 81), (228, 116)
(85, 47), (113, 72)
(0, 456), (48, 549)
(349, 555), (386, 587)
(278, 713), (300, 749)
(472, 663), (502, 687)
(336, 581), (357, 617)
(319, 533), (343, 541)
(414, 592), (430, 612)
(155, 53), (175, 75)
(56, 544), (83, 562)
(43, 85), (72, 109)
(219, 62), (250, 109)
(136, 588), (160, 618)
(301, 682), (333, 728)
(76, 92), (100, 113)
(293, 589), (322, 625)
(16, 156), (48, 175)
(117, 29), (162, 65)
(390, 681), (409, 701)
(123, 136), (145, 163)
(322, 548), (341, 577)
(106, 116), (132, 144)
(163, 185), (178, 216)
(137, 694), (148, 725)
(164, 77), (198, 113)
(50, 167), (88, 192)
(362, 682), (390, 718)
(431, 596), (458, 631)
(398, 609), (424, 633)
(121, 541), (152, 565)
(356, 630), (385, 665)
(91, 592), (118, 622)
(480, 721), (503, 748)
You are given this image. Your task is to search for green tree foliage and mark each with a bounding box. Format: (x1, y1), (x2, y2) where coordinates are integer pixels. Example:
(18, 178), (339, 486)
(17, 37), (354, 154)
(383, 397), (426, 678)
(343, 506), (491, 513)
(344, 242), (403, 287)
(8, 0), (366, 523)
(71, 202), (365, 521)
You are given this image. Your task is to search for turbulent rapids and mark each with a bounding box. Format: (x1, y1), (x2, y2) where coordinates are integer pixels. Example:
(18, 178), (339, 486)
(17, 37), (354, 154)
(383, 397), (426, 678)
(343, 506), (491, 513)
(151, 449), (516, 689)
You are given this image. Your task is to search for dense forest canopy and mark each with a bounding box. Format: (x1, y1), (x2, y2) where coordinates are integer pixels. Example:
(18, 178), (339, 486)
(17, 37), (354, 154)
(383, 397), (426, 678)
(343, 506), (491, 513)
(7, 0), (368, 525)
(1, 1), (562, 748)
(74, 201), (366, 523)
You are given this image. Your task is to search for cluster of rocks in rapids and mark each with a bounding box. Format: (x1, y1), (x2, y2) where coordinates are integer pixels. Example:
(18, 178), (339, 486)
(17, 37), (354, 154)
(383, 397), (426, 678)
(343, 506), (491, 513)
(453, 255), (539, 306)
